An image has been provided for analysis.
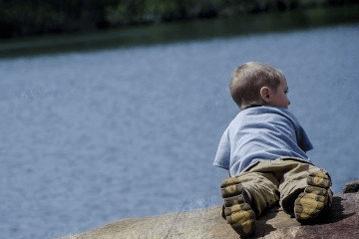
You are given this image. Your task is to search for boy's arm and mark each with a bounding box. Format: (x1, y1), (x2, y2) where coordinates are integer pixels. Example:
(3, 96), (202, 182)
(287, 109), (313, 152)
(298, 126), (313, 152)
(213, 128), (230, 170)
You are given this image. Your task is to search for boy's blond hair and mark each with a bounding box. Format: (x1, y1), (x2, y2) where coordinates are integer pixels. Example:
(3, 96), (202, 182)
(229, 62), (285, 108)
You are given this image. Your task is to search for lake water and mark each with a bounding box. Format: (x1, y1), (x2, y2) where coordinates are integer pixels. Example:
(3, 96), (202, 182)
(0, 23), (359, 239)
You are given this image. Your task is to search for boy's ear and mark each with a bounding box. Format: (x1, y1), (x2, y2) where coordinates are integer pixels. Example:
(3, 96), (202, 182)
(260, 86), (271, 103)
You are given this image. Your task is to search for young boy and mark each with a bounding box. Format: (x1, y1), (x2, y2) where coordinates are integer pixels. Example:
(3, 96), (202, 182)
(213, 62), (332, 237)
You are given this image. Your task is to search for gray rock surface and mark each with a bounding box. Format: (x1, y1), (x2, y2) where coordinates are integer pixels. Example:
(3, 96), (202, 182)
(343, 180), (359, 193)
(62, 190), (358, 239)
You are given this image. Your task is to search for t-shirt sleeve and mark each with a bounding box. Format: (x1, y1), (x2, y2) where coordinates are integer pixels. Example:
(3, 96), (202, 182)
(213, 128), (230, 170)
(297, 126), (313, 152)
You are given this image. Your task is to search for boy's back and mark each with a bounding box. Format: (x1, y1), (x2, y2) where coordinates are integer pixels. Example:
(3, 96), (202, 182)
(214, 106), (313, 175)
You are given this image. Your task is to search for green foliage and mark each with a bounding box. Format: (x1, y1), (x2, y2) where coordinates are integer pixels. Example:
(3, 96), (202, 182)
(0, 0), (357, 38)
(0, 0), (114, 38)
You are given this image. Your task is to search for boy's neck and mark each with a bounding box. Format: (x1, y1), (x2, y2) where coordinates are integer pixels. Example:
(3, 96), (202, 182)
(241, 104), (263, 110)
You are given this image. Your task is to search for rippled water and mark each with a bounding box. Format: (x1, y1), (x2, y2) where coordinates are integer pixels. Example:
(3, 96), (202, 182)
(0, 24), (359, 239)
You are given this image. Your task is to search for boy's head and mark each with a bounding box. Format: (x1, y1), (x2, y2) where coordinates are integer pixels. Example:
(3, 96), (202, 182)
(229, 62), (290, 109)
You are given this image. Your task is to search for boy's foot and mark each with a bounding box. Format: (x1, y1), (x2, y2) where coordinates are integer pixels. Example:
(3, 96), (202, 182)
(294, 170), (332, 223)
(221, 177), (256, 237)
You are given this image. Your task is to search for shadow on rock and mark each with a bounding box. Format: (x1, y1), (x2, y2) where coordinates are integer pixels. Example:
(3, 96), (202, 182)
(312, 196), (355, 225)
(253, 206), (279, 238)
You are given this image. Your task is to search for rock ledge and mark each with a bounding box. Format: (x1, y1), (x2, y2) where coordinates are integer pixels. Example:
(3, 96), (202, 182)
(63, 182), (359, 239)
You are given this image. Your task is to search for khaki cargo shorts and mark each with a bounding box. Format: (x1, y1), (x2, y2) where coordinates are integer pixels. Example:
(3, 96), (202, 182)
(230, 157), (331, 215)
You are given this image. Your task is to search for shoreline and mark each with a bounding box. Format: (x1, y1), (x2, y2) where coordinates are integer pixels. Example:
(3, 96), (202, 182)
(1, 5), (358, 58)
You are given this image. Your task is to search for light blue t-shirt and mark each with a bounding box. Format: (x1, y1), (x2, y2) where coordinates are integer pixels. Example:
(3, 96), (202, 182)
(213, 106), (313, 176)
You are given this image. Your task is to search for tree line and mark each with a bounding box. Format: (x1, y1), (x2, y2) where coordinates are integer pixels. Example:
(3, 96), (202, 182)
(0, 0), (356, 38)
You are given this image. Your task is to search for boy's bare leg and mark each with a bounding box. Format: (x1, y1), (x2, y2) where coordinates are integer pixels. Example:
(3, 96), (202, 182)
(221, 171), (279, 237)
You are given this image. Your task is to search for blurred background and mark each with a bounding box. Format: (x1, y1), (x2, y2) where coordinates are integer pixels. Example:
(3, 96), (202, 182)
(0, 1), (358, 239)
